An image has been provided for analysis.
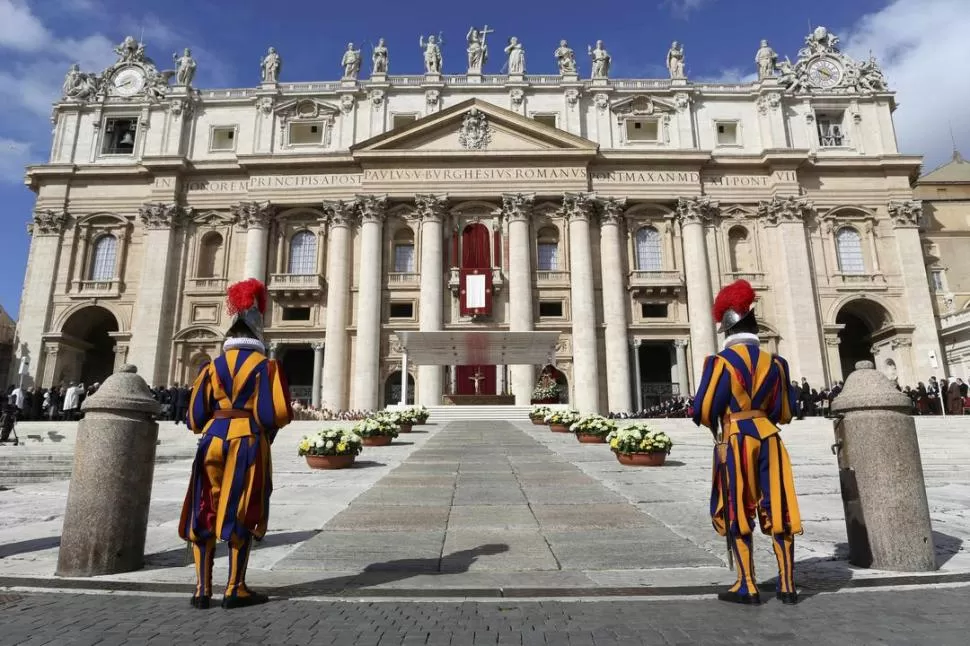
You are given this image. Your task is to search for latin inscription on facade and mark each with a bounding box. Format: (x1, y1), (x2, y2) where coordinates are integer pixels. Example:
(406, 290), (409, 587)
(363, 168), (588, 182)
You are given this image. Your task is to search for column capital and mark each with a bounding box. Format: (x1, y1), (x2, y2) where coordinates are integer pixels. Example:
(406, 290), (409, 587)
(355, 194), (388, 224)
(312, 342), (325, 351)
(501, 193), (535, 223)
(824, 335), (841, 347)
(676, 196), (719, 226)
(321, 199), (358, 229)
(29, 209), (69, 236)
(139, 202), (187, 230)
(559, 192), (596, 222)
(232, 200), (275, 229)
(674, 338), (689, 349)
(888, 199), (923, 229)
(757, 195), (814, 226)
(891, 337), (913, 349)
(633, 338), (642, 348)
(597, 197), (627, 225)
(415, 194), (449, 222)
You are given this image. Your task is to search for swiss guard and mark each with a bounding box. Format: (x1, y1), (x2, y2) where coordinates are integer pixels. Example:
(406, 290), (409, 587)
(692, 279), (803, 605)
(178, 278), (292, 609)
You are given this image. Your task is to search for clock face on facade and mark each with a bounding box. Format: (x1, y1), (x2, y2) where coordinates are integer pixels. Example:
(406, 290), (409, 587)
(112, 67), (146, 97)
(807, 58), (842, 89)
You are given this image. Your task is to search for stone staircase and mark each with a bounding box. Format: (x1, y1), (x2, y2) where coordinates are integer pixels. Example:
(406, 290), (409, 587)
(424, 405), (535, 422)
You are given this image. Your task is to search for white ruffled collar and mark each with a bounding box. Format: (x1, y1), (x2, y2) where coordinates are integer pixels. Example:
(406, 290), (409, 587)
(722, 332), (760, 350)
(223, 337), (266, 354)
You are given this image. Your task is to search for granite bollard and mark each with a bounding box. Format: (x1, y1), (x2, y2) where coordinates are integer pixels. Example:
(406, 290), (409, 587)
(56, 365), (161, 577)
(830, 360), (936, 571)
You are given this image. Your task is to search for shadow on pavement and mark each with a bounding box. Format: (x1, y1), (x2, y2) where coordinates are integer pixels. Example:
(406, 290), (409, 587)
(144, 530), (322, 567)
(0, 536), (61, 558)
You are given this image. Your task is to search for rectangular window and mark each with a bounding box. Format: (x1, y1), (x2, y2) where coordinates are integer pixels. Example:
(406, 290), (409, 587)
(641, 303), (669, 319)
(538, 301), (564, 318)
(931, 270), (945, 292)
(393, 244), (415, 272)
(625, 119), (659, 142)
(101, 117), (138, 155)
(282, 307), (311, 321)
(210, 127), (236, 151)
(715, 121), (739, 146)
(816, 112), (845, 147)
(392, 114), (418, 129)
(389, 302), (414, 318)
(537, 243), (559, 271)
(533, 114), (558, 128)
(289, 122), (324, 145)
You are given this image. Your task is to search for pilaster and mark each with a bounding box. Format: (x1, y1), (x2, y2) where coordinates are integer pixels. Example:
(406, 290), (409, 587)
(503, 192), (536, 406)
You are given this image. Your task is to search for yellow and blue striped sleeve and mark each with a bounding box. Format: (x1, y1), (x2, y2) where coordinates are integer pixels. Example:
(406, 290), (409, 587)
(187, 363), (213, 433)
(771, 356), (797, 425)
(692, 354), (730, 434)
(254, 359), (292, 433)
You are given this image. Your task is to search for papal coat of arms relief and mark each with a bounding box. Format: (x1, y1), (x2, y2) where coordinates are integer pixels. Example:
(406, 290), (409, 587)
(458, 108), (491, 150)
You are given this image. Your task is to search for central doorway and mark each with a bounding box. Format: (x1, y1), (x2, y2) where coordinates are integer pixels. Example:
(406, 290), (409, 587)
(638, 342), (675, 408)
(61, 306), (119, 386)
(836, 299), (891, 379)
(280, 345), (315, 404)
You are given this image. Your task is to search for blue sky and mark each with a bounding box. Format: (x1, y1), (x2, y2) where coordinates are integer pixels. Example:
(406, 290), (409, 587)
(0, 0), (967, 318)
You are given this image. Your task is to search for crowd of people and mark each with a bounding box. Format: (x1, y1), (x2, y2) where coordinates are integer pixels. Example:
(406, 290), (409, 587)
(1, 382), (100, 422)
(289, 402), (374, 421)
(148, 384), (192, 424)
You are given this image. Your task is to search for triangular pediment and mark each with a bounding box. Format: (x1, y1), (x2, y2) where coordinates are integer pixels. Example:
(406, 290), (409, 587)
(610, 95), (677, 116)
(352, 98), (598, 157)
(274, 98), (340, 122)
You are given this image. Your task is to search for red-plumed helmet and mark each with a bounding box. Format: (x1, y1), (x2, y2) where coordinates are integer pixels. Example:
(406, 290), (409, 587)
(225, 278), (268, 342)
(712, 279), (756, 333)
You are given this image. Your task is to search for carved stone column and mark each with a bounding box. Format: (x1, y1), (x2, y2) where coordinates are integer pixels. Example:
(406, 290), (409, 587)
(632, 339), (643, 411)
(320, 200), (356, 409)
(674, 338), (689, 396)
(353, 195), (388, 410)
(889, 200), (945, 378)
(824, 335), (843, 384)
(891, 337), (915, 391)
(758, 196), (825, 385)
(16, 210), (68, 386)
(598, 197), (632, 413)
(311, 342), (324, 408)
(676, 197), (717, 383)
(561, 193), (601, 414)
(399, 351), (409, 405)
(233, 201), (274, 280)
(128, 202), (185, 386)
(503, 193), (535, 405)
(416, 194), (448, 406)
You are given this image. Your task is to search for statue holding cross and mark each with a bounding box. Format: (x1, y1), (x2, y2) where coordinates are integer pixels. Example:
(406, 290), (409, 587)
(466, 25), (492, 74)
(469, 367), (486, 395)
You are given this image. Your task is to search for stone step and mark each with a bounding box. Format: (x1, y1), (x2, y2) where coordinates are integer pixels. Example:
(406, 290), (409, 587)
(424, 405), (535, 421)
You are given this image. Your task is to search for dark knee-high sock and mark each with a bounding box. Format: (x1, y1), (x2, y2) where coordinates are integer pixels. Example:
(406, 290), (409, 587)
(225, 536), (252, 597)
(772, 534), (796, 593)
(728, 534), (758, 596)
(192, 538), (216, 598)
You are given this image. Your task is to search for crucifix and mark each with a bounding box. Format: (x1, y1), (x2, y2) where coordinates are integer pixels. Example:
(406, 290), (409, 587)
(469, 368), (486, 395)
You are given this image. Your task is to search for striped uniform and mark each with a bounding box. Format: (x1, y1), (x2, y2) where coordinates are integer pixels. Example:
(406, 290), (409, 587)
(178, 347), (291, 601)
(692, 341), (802, 598)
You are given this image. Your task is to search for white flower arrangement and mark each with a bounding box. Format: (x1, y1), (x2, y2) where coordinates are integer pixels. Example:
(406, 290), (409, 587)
(531, 383), (560, 400)
(353, 413), (400, 438)
(606, 423), (673, 455)
(298, 428), (363, 457)
(530, 405), (552, 419)
(569, 414), (618, 437)
(544, 409), (581, 426)
(396, 406), (429, 424)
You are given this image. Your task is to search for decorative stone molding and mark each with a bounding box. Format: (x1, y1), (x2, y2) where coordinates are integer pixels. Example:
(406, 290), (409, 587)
(778, 25), (888, 95)
(231, 201), (275, 229)
(501, 193), (535, 223)
(414, 194), (448, 222)
(564, 88), (580, 106)
(458, 108), (490, 150)
(676, 196), (719, 226)
(321, 199), (358, 228)
(255, 96), (274, 114)
(356, 194), (388, 223)
(509, 88), (525, 107)
(559, 192), (596, 222)
(593, 93), (610, 111)
(674, 339), (689, 349)
(339, 94), (355, 114)
(369, 88), (385, 107)
(425, 89), (440, 108)
(597, 197), (627, 225)
(888, 200), (923, 229)
(673, 92), (691, 112)
(169, 97), (195, 120)
(757, 195), (814, 226)
(891, 338), (913, 350)
(30, 209), (69, 236)
(756, 92), (781, 114)
(139, 202), (185, 229)
(825, 335), (841, 347)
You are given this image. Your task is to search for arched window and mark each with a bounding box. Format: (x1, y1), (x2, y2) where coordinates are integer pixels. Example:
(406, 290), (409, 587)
(536, 226), (560, 271)
(288, 230), (317, 274)
(89, 234), (117, 281)
(836, 227), (865, 274)
(392, 228), (415, 272)
(196, 232), (224, 278)
(634, 226), (662, 271)
(728, 226), (751, 272)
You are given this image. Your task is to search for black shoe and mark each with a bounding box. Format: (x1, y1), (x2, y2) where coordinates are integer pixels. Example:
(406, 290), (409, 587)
(776, 591), (799, 605)
(717, 590), (762, 605)
(190, 595), (211, 609)
(221, 590), (269, 609)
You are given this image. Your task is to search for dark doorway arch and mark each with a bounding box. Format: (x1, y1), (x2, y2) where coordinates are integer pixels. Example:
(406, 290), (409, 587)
(280, 345), (315, 403)
(385, 371), (415, 406)
(638, 342), (675, 407)
(61, 306), (119, 385)
(836, 299), (892, 378)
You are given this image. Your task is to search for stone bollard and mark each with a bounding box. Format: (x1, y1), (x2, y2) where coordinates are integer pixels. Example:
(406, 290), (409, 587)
(830, 360), (936, 571)
(56, 364), (161, 577)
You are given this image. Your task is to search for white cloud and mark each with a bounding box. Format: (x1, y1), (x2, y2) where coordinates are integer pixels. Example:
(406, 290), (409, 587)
(697, 67), (757, 84)
(0, 138), (31, 183)
(662, 0), (712, 17)
(843, 0), (970, 168)
(0, 0), (52, 52)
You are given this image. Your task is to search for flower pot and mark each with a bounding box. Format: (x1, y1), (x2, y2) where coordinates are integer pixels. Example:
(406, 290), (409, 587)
(399, 423), (413, 433)
(306, 454), (355, 470)
(530, 417), (546, 426)
(576, 432), (607, 444)
(614, 451), (667, 467)
(362, 435), (393, 446)
(549, 423), (570, 433)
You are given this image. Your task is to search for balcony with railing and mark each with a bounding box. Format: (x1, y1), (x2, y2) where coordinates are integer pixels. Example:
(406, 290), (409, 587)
(387, 272), (421, 287)
(940, 308), (970, 334)
(268, 273), (325, 296)
(448, 267), (504, 295)
(627, 270), (684, 296)
(536, 270), (571, 286)
(185, 277), (228, 295)
(724, 271), (767, 287)
(832, 272), (887, 291)
(71, 279), (121, 298)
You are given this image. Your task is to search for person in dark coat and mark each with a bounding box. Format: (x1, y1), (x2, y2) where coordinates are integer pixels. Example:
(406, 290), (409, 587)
(946, 378), (964, 415)
(168, 384), (180, 421)
(174, 385), (191, 425)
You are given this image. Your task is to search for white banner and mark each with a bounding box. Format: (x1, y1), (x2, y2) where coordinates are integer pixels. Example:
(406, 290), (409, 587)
(465, 274), (486, 309)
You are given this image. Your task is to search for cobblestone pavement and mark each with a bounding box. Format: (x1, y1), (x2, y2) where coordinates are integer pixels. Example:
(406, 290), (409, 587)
(0, 585), (967, 645)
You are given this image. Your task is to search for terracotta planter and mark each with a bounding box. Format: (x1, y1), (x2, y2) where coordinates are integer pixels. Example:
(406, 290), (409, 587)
(576, 432), (607, 444)
(414, 420), (428, 425)
(399, 423), (413, 433)
(530, 417), (546, 426)
(549, 423), (570, 433)
(305, 454), (355, 470)
(614, 451), (667, 467)
(362, 435), (393, 446)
